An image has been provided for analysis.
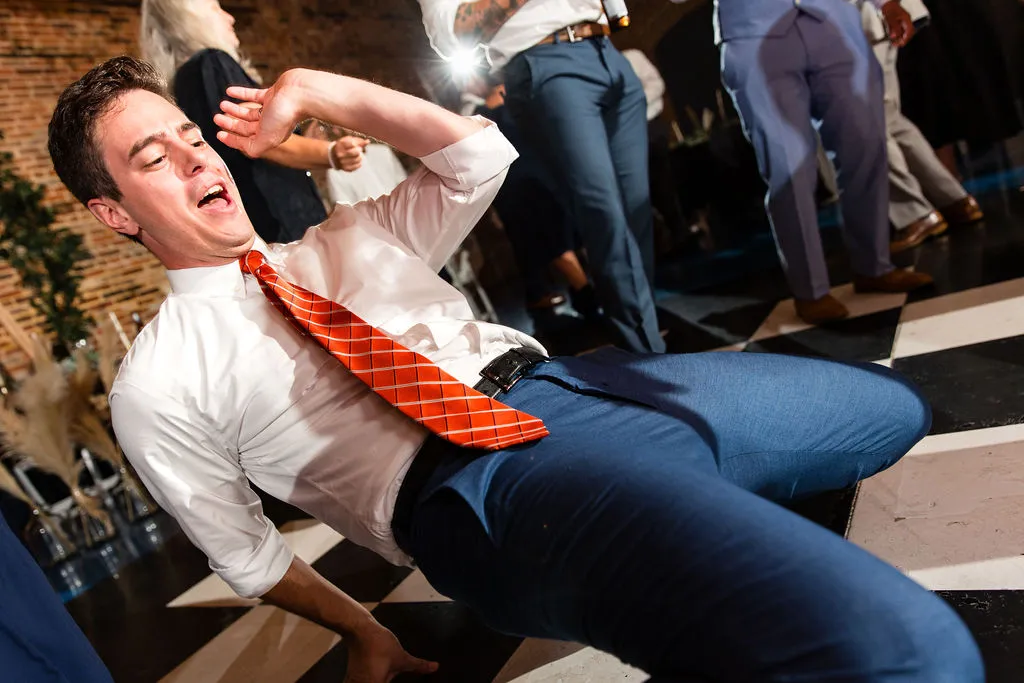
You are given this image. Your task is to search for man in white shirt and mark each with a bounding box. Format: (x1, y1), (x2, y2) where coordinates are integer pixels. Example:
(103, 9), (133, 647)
(418, 0), (665, 355)
(47, 56), (981, 682)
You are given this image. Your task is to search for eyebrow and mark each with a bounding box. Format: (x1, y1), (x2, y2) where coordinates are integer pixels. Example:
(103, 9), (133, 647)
(128, 121), (201, 161)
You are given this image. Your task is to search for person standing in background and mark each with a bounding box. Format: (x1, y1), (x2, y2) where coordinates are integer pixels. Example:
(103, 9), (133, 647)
(418, 0), (665, 354)
(622, 48), (695, 256)
(140, 0), (369, 244)
(716, 0), (933, 324)
(470, 81), (604, 336)
(856, 0), (983, 253)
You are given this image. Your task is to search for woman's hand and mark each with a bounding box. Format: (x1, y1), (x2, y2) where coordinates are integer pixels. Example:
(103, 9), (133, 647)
(332, 136), (371, 172)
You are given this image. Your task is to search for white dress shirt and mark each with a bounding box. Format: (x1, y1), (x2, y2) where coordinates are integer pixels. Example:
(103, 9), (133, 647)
(419, 0), (606, 70)
(110, 121), (544, 599)
(324, 143), (409, 206)
(622, 49), (666, 122)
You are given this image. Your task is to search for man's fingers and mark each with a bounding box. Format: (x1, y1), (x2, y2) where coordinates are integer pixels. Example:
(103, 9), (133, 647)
(402, 655), (439, 674)
(213, 112), (259, 137)
(219, 100), (262, 122)
(224, 85), (266, 103)
(216, 130), (253, 155)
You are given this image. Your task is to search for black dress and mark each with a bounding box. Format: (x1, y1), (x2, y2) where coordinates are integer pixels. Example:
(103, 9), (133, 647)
(174, 49), (327, 243)
(896, 0), (1023, 148)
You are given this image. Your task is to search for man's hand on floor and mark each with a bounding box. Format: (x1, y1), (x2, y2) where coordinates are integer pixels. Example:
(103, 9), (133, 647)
(344, 623), (438, 682)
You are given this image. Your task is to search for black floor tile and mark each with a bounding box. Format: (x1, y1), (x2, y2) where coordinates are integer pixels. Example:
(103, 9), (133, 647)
(893, 335), (1024, 435)
(939, 590), (1024, 682)
(906, 193), (1024, 303)
(298, 602), (523, 683)
(65, 529), (249, 681)
(657, 295), (777, 353)
(745, 308), (902, 363)
(784, 486), (858, 538)
(310, 539), (414, 603)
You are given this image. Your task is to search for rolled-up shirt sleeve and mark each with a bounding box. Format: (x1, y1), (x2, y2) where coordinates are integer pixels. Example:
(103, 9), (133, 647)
(110, 381), (293, 598)
(349, 117), (518, 271)
(418, 0), (465, 58)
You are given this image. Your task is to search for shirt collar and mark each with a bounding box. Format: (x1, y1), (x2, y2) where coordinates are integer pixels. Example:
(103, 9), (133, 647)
(165, 236), (274, 296)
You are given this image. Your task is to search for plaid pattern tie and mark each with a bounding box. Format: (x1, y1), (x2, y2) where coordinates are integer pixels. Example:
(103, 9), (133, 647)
(240, 251), (549, 450)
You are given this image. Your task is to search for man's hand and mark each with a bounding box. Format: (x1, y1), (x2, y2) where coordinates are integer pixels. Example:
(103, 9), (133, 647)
(880, 1), (915, 47)
(344, 623), (438, 683)
(332, 135), (371, 172)
(214, 69), (315, 158)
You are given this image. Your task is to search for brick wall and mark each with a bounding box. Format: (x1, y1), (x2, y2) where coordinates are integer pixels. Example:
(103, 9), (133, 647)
(0, 0), (437, 375)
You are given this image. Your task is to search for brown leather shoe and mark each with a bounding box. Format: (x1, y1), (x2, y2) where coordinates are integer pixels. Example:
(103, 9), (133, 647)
(940, 195), (984, 224)
(794, 294), (850, 324)
(890, 211), (948, 254)
(853, 269), (934, 294)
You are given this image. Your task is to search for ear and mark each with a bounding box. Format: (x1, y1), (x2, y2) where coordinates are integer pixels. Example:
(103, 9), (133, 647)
(87, 197), (140, 238)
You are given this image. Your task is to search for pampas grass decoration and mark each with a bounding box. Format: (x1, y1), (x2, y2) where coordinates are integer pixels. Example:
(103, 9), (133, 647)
(0, 460), (30, 505)
(0, 337), (113, 542)
(95, 315), (120, 400)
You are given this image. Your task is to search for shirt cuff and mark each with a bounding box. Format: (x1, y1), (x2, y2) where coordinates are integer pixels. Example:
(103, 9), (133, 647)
(418, 117), (520, 192)
(213, 524), (295, 599)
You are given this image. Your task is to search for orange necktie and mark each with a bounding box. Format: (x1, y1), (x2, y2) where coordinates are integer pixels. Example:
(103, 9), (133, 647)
(240, 251), (549, 450)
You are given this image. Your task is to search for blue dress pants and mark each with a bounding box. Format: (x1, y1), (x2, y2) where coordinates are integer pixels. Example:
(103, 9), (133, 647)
(720, 8), (893, 301)
(503, 38), (665, 354)
(399, 350), (983, 682)
(0, 515), (113, 682)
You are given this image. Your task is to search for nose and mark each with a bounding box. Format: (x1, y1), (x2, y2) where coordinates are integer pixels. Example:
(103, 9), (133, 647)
(224, 9), (235, 26)
(183, 142), (208, 177)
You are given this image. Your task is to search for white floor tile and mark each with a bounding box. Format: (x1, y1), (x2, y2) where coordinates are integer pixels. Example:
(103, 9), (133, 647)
(894, 278), (1024, 359)
(493, 640), (645, 683)
(848, 425), (1024, 590)
(381, 569), (450, 603)
(167, 521), (344, 608)
(750, 283), (906, 342)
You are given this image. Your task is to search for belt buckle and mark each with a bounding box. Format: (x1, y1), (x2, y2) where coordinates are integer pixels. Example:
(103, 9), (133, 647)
(479, 349), (533, 394)
(565, 24), (579, 42)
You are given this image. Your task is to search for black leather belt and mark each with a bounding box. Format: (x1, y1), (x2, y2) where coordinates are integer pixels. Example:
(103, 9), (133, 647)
(472, 346), (549, 397)
(393, 347), (549, 555)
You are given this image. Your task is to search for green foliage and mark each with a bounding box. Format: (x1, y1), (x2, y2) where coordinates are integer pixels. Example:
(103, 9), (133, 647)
(0, 133), (92, 357)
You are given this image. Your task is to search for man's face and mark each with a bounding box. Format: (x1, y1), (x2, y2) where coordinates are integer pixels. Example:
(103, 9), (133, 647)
(89, 89), (255, 269)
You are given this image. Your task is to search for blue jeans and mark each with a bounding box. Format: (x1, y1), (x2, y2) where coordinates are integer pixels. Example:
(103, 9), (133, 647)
(399, 350), (983, 682)
(0, 516), (113, 682)
(503, 38), (665, 354)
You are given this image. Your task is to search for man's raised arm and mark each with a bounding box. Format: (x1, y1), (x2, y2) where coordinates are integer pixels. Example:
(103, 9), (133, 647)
(214, 68), (485, 161)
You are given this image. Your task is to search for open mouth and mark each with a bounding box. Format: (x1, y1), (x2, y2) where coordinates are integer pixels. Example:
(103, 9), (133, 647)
(197, 184), (232, 211)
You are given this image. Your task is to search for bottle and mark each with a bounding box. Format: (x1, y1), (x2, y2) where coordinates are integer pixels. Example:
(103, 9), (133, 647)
(602, 0), (630, 31)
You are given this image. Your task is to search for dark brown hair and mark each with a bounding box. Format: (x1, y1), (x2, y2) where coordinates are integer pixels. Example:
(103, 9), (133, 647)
(48, 55), (174, 206)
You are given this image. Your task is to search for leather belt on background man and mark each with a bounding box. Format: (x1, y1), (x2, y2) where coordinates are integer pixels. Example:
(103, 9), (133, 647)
(536, 21), (610, 46)
(391, 347), (549, 554)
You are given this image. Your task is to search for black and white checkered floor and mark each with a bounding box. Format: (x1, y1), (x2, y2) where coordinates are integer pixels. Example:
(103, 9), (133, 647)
(67, 187), (1024, 682)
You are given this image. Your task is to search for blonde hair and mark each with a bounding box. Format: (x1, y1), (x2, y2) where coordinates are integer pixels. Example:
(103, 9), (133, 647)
(139, 0), (261, 87)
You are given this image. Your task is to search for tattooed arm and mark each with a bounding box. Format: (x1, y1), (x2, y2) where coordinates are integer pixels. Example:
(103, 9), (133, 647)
(453, 0), (530, 42)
